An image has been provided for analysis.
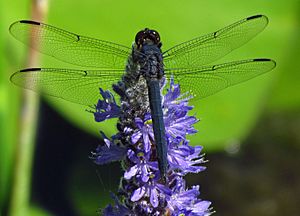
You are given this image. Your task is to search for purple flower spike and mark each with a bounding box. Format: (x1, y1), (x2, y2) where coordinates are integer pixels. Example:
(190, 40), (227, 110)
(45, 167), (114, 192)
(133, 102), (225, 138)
(92, 77), (213, 215)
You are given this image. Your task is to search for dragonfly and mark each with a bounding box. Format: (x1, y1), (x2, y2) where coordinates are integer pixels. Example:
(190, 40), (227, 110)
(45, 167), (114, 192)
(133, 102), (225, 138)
(9, 14), (276, 180)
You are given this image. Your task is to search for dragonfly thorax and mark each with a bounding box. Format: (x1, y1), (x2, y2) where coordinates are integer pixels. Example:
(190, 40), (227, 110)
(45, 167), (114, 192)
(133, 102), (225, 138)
(133, 43), (164, 81)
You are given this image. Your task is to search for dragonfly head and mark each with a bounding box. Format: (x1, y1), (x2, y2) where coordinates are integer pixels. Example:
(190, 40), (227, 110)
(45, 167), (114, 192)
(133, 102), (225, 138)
(135, 28), (161, 49)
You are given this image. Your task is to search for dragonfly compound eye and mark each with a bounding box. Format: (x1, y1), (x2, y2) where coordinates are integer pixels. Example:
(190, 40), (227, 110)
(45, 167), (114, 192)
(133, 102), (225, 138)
(135, 28), (161, 47)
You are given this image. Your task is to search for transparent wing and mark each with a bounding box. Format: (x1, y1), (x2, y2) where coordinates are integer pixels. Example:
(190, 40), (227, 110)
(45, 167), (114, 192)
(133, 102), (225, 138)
(9, 20), (131, 68)
(10, 68), (124, 106)
(165, 59), (276, 100)
(163, 15), (269, 68)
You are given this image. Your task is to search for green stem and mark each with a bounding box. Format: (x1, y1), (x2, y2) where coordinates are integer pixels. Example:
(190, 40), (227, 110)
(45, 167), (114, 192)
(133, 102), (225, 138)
(9, 93), (39, 216)
(9, 0), (48, 215)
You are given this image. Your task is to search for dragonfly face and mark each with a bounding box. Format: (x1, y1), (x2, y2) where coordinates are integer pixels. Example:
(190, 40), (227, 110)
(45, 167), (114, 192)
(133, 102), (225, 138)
(135, 28), (161, 48)
(9, 15), (276, 181)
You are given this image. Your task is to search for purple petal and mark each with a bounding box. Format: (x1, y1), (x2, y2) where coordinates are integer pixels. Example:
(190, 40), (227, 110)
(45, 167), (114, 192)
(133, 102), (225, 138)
(124, 165), (138, 180)
(127, 149), (138, 163)
(142, 128), (151, 152)
(192, 200), (211, 214)
(156, 183), (172, 196)
(150, 187), (159, 208)
(131, 187), (146, 202)
(131, 131), (142, 144)
(134, 117), (144, 129)
(94, 90), (120, 122)
(92, 144), (126, 165)
(141, 164), (150, 182)
(144, 113), (152, 121)
(99, 131), (111, 147)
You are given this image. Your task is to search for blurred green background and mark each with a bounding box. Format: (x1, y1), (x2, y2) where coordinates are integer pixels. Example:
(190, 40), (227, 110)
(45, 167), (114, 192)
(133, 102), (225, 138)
(1, 0), (300, 215)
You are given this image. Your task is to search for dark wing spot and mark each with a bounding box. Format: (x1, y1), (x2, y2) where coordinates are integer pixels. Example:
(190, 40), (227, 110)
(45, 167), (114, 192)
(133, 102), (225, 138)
(247, 15), (263, 20)
(253, 58), (271, 62)
(213, 31), (217, 38)
(20, 68), (41, 72)
(20, 20), (41, 25)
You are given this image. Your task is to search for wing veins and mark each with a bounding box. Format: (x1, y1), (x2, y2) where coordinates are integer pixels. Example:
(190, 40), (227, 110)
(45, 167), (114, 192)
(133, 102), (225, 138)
(10, 68), (124, 106)
(163, 15), (269, 68)
(165, 59), (276, 100)
(9, 20), (131, 68)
